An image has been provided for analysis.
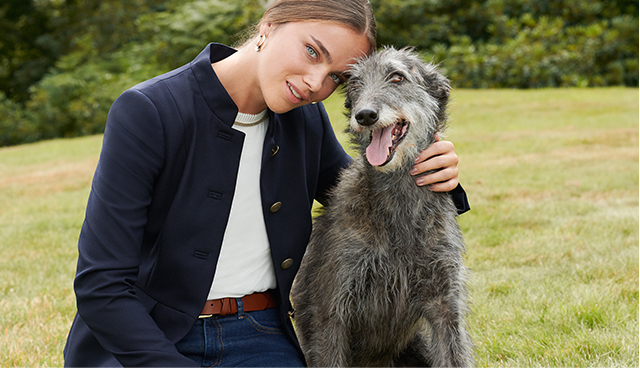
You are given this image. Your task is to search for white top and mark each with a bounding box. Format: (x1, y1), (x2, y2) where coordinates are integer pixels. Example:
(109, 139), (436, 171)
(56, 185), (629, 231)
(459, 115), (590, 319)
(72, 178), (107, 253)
(207, 109), (277, 299)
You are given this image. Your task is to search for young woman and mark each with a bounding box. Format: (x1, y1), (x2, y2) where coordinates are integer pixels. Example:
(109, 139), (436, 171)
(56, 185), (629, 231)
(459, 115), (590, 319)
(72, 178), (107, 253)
(63, 0), (469, 366)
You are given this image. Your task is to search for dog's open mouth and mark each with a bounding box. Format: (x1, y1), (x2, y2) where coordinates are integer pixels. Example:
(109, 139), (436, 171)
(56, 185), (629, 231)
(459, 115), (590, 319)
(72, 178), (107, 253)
(365, 119), (409, 166)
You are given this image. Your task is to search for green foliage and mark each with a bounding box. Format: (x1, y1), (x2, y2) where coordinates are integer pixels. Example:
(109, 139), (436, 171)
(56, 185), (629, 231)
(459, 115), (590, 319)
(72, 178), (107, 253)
(1, 0), (264, 146)
(0, 0), (58, 103)
(372, 0), (639, 88)
(0, 0), (638, 147)
(0, 92), (38, 146)
(436, 15), (639, 88)
(136, 0), (264, 71)
(25, 63), (126, 141)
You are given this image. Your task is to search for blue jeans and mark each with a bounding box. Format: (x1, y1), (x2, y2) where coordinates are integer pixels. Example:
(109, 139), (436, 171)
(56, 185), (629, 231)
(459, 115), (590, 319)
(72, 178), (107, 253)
(175, 299), (305, 367)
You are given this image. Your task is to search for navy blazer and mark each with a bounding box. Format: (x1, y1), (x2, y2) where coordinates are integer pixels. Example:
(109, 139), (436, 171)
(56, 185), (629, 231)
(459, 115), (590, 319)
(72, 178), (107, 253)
(64, 43), (469, 367)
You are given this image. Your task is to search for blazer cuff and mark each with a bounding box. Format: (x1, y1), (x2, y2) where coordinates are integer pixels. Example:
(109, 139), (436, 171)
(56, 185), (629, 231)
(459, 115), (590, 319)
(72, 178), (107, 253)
(449, 183), (471, 215)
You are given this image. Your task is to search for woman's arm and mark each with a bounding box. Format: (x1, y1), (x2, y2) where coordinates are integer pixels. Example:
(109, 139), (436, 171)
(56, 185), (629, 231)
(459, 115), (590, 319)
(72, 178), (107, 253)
(72, 89), (196, 366)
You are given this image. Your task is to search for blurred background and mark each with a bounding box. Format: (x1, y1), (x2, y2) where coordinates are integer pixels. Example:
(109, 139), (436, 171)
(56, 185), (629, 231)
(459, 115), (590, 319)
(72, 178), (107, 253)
(0, 0), (637, 147)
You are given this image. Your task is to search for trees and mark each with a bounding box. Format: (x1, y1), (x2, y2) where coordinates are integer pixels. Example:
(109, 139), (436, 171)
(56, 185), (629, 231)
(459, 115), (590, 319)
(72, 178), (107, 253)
(0, 0), (58, 103)
(0, 0), (264, 146)
(372, 0), (638, 88)
(0, 0), (637, 146)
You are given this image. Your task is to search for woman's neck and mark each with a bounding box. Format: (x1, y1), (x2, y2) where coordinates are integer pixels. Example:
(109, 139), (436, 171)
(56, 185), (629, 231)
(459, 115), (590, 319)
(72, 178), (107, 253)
(211, 46), (268, 114)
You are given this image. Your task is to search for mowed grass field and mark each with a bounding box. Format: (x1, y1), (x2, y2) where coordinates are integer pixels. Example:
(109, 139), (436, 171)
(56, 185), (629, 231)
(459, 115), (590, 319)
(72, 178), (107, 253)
(0, 88), (637, 366)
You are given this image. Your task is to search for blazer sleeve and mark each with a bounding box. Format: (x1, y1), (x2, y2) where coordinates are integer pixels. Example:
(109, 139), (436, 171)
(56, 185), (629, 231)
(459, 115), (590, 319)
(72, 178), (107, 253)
(73, 88), (196, 367)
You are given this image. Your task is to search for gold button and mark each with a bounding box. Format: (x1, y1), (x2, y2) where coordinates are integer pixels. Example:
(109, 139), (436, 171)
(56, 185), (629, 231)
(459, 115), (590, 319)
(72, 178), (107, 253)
(270, 202), (282, 213)
(271, 145), (279, 156)
(281, 258), (294, 269)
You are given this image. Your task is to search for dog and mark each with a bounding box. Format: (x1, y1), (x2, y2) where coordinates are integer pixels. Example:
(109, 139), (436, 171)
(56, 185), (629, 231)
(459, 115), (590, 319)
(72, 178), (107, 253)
(291, 47), (474, 367)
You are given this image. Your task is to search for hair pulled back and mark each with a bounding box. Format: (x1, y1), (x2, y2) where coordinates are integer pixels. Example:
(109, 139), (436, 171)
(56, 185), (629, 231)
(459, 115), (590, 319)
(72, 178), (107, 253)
(257, 0), (377, 54)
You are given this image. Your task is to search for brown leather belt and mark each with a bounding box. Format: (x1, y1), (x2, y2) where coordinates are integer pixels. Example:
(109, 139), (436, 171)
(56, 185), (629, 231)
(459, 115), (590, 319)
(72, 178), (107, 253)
(199, 292), (277, 318)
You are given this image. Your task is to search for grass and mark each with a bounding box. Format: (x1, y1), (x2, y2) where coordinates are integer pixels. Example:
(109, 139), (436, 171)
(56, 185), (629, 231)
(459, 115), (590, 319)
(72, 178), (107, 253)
(0, 135), (102, 366)
(1, 88), (638, 366)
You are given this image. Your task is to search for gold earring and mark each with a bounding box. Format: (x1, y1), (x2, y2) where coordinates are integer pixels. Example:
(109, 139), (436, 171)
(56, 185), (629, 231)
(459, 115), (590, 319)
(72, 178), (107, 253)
(255, 35), (266, 52)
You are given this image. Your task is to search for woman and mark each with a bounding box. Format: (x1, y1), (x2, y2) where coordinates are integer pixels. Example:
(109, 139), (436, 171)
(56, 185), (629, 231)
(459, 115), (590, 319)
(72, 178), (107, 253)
(63, 0), (468, 366)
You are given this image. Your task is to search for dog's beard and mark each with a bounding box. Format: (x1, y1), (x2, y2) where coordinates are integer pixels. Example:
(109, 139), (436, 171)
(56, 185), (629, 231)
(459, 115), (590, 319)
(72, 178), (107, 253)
(365, 119), (408, 166)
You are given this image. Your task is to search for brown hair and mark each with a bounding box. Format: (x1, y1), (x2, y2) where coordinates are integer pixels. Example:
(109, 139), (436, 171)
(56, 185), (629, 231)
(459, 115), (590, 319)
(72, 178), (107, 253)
(254, 0), (377, 54)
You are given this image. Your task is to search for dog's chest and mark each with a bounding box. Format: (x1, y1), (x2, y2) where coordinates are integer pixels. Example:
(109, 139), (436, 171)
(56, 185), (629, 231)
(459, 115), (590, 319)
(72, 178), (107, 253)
(344, 245), (428, 317)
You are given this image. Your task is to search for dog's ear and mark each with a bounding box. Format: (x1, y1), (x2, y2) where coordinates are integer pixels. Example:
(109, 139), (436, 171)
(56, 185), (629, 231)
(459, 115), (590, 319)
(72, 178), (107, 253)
(415, 62), (450, 124)
(342, 87), (354, 121)
(416, 63), (449, 101)
(344, 92), (352, 111)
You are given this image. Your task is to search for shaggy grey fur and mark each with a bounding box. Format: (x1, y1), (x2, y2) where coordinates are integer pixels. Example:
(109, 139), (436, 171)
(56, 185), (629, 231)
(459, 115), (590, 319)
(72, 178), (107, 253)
(291, 47), (474, 367)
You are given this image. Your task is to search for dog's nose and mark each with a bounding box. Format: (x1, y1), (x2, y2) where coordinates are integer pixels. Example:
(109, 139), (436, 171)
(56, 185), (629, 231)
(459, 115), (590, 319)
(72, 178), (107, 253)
(355, 108), (379, 126)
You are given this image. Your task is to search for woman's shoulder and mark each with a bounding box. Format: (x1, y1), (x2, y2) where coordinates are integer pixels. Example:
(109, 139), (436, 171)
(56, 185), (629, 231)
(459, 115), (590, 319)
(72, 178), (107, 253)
(127, 64), (194, 103)
(277, 102), (330, 128)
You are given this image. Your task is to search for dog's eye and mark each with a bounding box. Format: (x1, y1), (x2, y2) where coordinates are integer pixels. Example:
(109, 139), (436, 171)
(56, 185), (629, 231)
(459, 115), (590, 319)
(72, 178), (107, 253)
(351, 79), (362, 89)
(390, 73), (404, 83)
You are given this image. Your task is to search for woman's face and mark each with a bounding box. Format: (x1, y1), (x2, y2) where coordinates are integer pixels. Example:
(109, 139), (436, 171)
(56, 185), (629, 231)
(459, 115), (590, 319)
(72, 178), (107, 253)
(257, 21), (371, 114)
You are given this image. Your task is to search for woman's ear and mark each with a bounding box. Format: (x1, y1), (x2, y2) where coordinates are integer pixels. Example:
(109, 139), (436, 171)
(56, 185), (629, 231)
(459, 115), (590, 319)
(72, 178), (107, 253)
(259, 22), (275, 37)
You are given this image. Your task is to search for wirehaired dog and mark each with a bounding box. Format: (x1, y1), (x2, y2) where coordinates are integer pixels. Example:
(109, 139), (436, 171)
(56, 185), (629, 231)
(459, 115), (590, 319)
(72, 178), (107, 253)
(291, 47), (474, 367)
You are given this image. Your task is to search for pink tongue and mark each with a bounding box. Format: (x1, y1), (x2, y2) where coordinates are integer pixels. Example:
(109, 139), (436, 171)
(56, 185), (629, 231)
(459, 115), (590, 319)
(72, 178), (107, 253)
(366, 125), (395, 166)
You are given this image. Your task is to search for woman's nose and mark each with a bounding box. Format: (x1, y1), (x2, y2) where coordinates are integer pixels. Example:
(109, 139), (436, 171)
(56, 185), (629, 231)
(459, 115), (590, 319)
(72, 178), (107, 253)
(304, 67), (326, 93)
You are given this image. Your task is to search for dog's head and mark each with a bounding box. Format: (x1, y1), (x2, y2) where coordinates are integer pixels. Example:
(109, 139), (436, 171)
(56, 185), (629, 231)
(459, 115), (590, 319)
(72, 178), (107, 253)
(344, 47), (450, 172)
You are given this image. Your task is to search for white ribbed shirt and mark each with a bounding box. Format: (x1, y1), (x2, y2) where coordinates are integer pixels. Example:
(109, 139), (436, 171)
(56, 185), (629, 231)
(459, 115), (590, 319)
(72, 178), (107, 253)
(207, 109), (277, 299)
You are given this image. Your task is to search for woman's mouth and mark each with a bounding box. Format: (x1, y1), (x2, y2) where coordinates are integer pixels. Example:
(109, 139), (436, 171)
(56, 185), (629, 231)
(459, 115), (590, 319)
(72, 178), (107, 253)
(287, 81), (303, 101)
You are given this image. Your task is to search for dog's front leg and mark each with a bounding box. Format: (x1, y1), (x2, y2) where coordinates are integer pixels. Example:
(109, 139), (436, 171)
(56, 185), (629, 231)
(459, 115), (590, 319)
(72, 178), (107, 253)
(304, 318), (351, 367)
(424, 295), (474, 367)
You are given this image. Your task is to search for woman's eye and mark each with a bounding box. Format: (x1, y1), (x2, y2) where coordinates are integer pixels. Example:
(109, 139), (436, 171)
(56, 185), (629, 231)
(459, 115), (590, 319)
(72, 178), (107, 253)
(307, 46), (318, 59)
(330, 74), (342, 85)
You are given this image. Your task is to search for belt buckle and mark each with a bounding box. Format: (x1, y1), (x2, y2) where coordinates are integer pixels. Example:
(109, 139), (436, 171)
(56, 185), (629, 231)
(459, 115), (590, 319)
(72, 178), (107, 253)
(198, 314), (213, 319)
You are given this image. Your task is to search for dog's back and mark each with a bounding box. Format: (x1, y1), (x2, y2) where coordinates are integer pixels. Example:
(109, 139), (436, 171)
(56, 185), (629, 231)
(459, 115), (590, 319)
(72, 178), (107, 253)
(291, 47), (474, 367)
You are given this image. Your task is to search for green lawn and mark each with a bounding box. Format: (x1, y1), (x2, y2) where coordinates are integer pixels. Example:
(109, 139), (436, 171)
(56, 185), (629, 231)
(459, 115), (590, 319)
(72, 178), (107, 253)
(1, 88), (638, 367)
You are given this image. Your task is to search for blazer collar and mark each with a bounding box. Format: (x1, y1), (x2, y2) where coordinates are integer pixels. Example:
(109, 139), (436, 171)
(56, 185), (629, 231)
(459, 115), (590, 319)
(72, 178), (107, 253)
(191, 43), (239, 127)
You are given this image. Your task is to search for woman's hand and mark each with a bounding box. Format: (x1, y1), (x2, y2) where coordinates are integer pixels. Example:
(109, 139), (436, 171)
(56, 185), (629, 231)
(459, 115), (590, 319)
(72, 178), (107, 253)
(410, 134), (459, 192)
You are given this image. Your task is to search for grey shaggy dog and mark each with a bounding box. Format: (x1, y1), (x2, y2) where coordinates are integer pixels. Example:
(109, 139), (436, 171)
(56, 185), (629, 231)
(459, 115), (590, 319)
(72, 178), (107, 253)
(291, 47), (474, 367)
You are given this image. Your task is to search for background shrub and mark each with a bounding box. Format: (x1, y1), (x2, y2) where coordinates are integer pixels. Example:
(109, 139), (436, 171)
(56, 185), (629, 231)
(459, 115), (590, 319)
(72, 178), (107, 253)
(0, 0), (637, 146)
